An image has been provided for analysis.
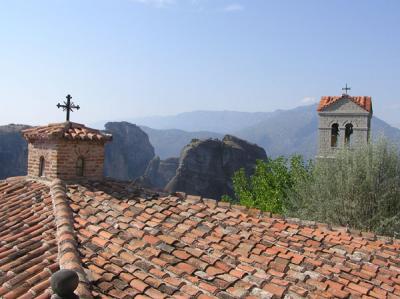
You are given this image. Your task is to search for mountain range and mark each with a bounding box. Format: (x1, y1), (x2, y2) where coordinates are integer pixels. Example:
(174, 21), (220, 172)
(131, 104), (400, 160)
(1, 104), (399, 181)
(127, 110), (274, 134)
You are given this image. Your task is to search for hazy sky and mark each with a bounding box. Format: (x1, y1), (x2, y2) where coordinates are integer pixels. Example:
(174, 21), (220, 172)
(1, 0), (399, 126)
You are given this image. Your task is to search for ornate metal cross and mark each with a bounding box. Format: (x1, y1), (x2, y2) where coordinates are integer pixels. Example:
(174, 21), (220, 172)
(57, 94), (80, 121)
(342, 83), (351, 95)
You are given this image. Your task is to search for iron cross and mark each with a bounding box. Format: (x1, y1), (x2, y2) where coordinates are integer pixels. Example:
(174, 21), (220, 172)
(342, 83), (351, 95)
(57, 94), (80, 121)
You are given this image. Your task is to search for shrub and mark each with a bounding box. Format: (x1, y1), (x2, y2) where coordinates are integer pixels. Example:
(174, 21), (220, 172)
(287, 139), (400, 237)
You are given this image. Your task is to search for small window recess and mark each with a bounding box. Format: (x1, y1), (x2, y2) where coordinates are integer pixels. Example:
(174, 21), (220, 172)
(76, 157), (85, 177)
(344, 123), (353, 146)
(39, 156), (45, 177)
(331, 123), (339, 147)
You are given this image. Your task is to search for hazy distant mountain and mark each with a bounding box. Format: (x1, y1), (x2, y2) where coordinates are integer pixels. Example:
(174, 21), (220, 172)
(140, 126), (223, 159)
(233, 105), (318, 159)
(371, 117), (400, 144)
(136, 105), (400, 160)
(129, 110), (273, 134)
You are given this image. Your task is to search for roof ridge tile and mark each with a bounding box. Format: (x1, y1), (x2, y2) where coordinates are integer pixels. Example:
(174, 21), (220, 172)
(50, 179), (93, 299)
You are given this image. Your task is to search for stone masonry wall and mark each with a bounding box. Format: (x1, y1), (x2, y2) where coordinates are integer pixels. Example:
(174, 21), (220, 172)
(56, 140), (105, 180)
(27, 139), (105, 180)
(27, 141), (58, 178)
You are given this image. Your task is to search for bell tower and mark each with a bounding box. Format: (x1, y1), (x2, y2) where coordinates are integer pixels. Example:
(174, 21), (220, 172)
(317, 85), (372, 158)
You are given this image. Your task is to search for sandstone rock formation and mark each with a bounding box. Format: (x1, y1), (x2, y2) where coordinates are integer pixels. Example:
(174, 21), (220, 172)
(104, 122), (155, 180)
(165, 135), (267, 199)
(138, 156), (179, 190)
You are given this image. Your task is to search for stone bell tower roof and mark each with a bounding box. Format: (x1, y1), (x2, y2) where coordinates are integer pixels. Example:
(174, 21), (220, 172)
(22, 121), (112, 143)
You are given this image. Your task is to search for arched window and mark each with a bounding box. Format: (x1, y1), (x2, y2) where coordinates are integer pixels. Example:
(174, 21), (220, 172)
(39, 156), (45, 177)
(76, 157), (85, 176)
(331, 123), (339, 147)
(345, 123), (353, 146)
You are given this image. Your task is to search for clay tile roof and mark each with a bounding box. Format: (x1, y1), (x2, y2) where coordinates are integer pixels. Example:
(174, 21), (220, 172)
(2, 177), (400, 299)
(70, 180), (400, 299)
(317, 95), (372, 113)
(22, 122), (112, 142)
(0, 178), (58, 299)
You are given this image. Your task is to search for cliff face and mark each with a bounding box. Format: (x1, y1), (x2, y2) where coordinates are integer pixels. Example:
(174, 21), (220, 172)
(221, 135), (268, 177)
(165, 135), (267, 199)
(138, 156), (179, 190)
(104, 122), (155, 180)
(0, 124), (30, 179)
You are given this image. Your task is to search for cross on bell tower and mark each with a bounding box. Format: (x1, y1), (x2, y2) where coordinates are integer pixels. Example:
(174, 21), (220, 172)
(57, 94), (80, 122)
(342, 83), (351, 95)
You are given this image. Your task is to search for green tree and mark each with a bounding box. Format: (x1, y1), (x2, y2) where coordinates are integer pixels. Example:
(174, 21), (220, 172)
(232, 156), (311, 214)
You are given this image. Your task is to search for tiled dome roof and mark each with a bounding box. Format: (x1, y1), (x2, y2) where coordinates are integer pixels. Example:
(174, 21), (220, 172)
(22, 122), (112, 142)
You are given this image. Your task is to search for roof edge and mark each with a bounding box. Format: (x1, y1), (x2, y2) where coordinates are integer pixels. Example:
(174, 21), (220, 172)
(173, 192), (395, 243)
(50, 179), (93, 299)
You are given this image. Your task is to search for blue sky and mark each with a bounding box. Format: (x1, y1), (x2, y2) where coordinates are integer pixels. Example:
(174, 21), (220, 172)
(0, 0), (399, 126)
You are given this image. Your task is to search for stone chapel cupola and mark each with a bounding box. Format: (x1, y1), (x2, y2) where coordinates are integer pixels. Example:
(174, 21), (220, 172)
(21, 95), (112, 180)
(317, 85), (372, 158)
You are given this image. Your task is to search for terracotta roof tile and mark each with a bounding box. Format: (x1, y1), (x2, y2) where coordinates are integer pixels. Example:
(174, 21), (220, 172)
(58, 179), (400, 298)
(317, 95), (372, 112)
(0, 178), (58, 299)
(2, 177), (400, 298)
(22, 122), (112, 142)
